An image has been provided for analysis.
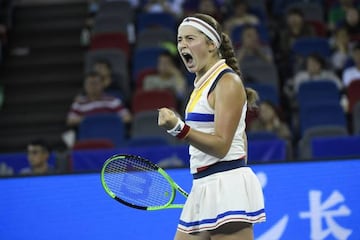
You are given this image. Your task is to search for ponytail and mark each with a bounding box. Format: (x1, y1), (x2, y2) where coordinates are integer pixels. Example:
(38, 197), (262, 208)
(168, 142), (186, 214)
(219, 32), (258, 108)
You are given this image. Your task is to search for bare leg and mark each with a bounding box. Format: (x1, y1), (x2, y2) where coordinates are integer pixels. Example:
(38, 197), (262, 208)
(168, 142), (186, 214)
(174, 230), (210, 240)
(210, 222), (253, 240)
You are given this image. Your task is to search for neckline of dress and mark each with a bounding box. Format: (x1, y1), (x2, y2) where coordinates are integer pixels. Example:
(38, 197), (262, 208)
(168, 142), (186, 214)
(193, 59), (226, 89)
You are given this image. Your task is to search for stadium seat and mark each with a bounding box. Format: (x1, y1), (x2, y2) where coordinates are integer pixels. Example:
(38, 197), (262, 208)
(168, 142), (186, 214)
(311, 135), (360, 159)
(297, 80), (341, 107)
(353, 102), (360, 135)
(132, 89), (177, 114)
(136, 12), (176, 34)
(130, 110), (177, 144)
(292, 37), (332, 58)
(135, 68), (158, 90)
(299, 103), (347, 136)
(90, 32), (130, 58)
(136, 28), (175, 49)
(77, 114), (126, 148)
(248, 139), (287, 163)
(132, 47), (166, 80)
(347, 79), (360, 113)
(245, 82), (279, 106)
(247, 131), (279, 141)
(240, 60), (279, 89)
(84, 49), (128, 78)
(92, 19), (129, 34)
(126, 136), (169, 147)
(97, 1), (133, 23)
(298, 125), (348, 160)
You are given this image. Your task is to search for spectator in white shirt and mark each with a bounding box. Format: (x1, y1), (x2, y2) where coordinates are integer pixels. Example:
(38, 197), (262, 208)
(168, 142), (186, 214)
(292, 53), (343, 93)
(342, 43), (360, 87)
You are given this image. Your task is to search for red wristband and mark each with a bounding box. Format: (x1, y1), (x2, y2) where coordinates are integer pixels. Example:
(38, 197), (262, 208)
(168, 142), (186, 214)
(176, 124), (190, 139)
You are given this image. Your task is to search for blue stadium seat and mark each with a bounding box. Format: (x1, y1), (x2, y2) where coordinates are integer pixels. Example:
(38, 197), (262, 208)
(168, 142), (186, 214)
(126, 136), (169, 147)
(299, 103), (347, 135)
(78, 114), (126, 148)
(311, 135), (360, 159)
(297, 80), (340, 107)
(248, 139), (287, 163)
(292, 37), (332, 58)
(245, 82), (279, 106)
(298, 125), (348, 160)
(132, 47), (165, 80)
(247, 131), (279, 141)
(136, 12), (176, 33)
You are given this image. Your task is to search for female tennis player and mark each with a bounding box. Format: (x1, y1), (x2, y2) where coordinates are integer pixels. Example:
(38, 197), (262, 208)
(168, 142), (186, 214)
(158, 13), (266, 240)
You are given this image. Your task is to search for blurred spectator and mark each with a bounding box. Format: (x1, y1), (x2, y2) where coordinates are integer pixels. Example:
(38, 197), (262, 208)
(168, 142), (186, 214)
(339, 7), (360, 40)
(275, 8), (315, 80)
(343, 43), (360, 87)
(143, 0), (184, 18)
(292, 54), (342, 93)
(223, 0), (260, 35)
(93, 59), (129, 101)
(66, 71), (132, 128)
(328, 0), (359, 31)
(143, 51), (186, 100)
(277, 8), (315, 56)
(331, 27), (354, 72)
(20, 139), (54, 175)
(197, 0), (222, 22)
(236, 25), (273, 64)
(249, 101), (292, 141)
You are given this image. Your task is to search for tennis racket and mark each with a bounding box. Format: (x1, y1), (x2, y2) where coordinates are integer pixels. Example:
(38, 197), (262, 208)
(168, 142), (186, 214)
(101, 154), (189, 210)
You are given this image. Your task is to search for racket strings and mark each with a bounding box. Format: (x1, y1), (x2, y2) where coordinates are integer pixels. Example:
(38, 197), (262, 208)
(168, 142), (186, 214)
(104, 156), (173, 207)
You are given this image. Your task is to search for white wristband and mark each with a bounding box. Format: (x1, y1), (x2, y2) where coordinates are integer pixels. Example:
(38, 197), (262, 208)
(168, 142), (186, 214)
(166, 118), (185, 137)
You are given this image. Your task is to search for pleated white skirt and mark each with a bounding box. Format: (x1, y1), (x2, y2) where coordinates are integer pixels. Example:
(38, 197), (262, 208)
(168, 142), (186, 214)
(178, 167), (266, 233)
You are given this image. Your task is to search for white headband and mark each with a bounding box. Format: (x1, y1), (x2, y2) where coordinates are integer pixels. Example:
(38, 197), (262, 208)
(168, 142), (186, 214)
(178, 17), (222, 48)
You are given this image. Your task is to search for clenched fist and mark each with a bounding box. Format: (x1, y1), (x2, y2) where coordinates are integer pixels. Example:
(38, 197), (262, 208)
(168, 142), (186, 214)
(158, 108), (179, 130)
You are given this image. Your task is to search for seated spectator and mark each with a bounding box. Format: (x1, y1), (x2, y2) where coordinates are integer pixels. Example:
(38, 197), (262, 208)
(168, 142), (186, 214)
(339, 7), (360, 40)
(236, 25), (273, 64)
(249, 101), (292, 141)
(328, 0), (358, 31)
(223, 0), (260, 35)
(277, 8), (315, 56)
(66, 72), (132, 128)
(343, 43), (360, 87)
(142, 51), (186, 100)
(331, 27), (354, 72)
(275, 8), (315, 79)
(292, 54), (343, 93)
(20, 139), (54, 175)
(93, 60), (120, 93)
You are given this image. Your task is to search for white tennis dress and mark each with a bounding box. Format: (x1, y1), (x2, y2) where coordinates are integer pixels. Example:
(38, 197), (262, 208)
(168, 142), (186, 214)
(178, 59), (266, 233)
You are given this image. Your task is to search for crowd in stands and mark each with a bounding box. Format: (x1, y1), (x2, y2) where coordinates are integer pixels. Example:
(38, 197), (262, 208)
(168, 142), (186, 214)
(67, 0), (360, 162)
(2, 0), (360, 175)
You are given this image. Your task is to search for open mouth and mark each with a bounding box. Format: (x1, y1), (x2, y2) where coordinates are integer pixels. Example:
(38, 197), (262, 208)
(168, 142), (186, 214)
(182, 53), (193, 65)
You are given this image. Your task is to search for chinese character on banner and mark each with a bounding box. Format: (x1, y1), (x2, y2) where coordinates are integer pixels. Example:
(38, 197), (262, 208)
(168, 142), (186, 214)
(299, 190), (352, 240)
